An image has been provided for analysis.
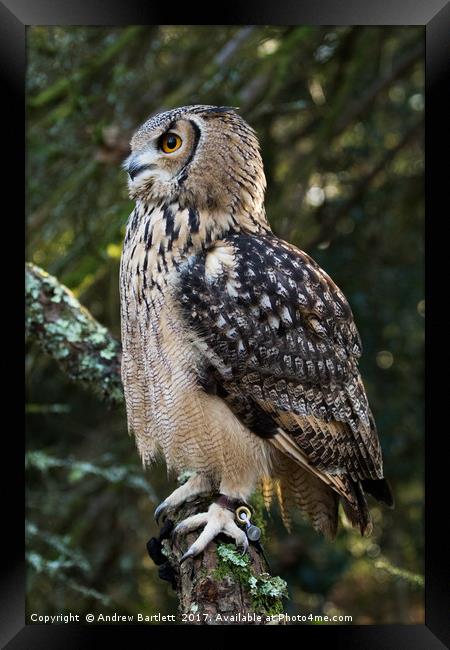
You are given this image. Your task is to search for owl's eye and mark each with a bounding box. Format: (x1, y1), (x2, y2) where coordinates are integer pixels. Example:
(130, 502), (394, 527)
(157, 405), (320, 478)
(160, 132), (182, 153)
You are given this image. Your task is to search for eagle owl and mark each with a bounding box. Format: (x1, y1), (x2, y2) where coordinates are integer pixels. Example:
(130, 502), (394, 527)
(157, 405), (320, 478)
(120, 105), (393, 561)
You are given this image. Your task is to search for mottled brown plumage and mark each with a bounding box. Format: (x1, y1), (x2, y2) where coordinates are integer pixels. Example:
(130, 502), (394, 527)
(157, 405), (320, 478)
(120, 105), (392, 556)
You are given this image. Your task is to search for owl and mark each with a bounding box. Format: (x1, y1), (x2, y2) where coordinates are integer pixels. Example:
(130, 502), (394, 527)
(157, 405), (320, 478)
(120, 105), (393, 562)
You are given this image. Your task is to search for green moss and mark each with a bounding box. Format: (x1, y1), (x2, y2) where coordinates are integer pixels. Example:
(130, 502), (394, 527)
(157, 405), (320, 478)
(213, 543), (288, 616)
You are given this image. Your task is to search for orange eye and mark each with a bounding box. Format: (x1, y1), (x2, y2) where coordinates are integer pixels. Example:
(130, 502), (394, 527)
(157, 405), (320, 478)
(160, 132), (182, 153)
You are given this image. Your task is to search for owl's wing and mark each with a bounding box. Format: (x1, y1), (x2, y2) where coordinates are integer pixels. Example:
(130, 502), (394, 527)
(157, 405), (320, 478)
(177, 231), (392, 522)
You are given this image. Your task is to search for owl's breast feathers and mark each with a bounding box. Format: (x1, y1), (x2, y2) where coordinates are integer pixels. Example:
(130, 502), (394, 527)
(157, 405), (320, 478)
(176, 231), (393, 529)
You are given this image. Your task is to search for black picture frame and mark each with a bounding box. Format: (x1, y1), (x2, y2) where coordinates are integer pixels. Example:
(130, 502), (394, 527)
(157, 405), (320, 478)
(8, 1), (449, 646)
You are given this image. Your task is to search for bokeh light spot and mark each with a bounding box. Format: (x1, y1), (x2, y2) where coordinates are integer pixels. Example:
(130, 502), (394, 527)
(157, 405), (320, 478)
(376, 350), (394, 369)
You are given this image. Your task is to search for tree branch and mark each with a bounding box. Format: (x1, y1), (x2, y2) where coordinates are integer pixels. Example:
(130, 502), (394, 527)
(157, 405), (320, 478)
(26, 262), (123, 406)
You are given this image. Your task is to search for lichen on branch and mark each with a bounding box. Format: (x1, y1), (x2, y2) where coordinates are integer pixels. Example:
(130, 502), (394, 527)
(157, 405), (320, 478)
(214, 543), (288, 617)
(26, 262), (123, 405)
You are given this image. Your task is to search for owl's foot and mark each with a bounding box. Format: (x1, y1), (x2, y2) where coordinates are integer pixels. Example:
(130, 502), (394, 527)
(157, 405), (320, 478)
(154, 473), (211, 525)
(174, 502), (249, 563)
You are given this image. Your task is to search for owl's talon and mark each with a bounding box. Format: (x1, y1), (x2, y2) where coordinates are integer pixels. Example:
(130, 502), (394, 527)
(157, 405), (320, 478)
(153, 475), (212, 526)
(238, 537), (249, 556)
(175, 502), (248, 561)
(154, 501), (168, 524)
(179, 549), (195, 564)
(172, 523), (184, 539)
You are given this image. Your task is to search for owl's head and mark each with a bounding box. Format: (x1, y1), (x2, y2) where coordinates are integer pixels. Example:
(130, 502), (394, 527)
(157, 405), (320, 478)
(124, 105), (267, 223)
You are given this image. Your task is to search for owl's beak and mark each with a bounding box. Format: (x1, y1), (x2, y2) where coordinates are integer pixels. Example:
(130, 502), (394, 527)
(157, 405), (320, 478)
(124, 153), (155, 181)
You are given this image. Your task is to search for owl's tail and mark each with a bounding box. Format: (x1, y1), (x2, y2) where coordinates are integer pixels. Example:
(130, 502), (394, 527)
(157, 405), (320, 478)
(263, 450), (395, 537)
(340, 477), (373, 536)
(267, 429), (394, 537)
(340, 476), (394, 536)
(263, 453), (340, 539)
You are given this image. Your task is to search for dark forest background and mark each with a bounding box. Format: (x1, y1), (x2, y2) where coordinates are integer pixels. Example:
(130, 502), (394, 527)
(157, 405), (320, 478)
(26, 26), (424, 624)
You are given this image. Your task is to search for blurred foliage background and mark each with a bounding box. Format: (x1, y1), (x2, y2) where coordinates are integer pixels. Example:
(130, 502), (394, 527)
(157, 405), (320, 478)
(26, 26), (424, 624)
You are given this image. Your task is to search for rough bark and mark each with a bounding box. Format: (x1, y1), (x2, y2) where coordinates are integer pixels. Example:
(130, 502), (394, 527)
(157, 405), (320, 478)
(26, 263), (288, 624)
(26, 262), (123, 406)
(148, 495), (287, 625)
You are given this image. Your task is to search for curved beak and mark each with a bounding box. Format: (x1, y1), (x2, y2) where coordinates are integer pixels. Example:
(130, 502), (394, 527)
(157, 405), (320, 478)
(123, 152), (155, 181)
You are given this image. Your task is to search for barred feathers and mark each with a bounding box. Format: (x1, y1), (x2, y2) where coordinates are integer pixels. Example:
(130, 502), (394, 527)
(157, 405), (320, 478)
(120, 105), (392, 539)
